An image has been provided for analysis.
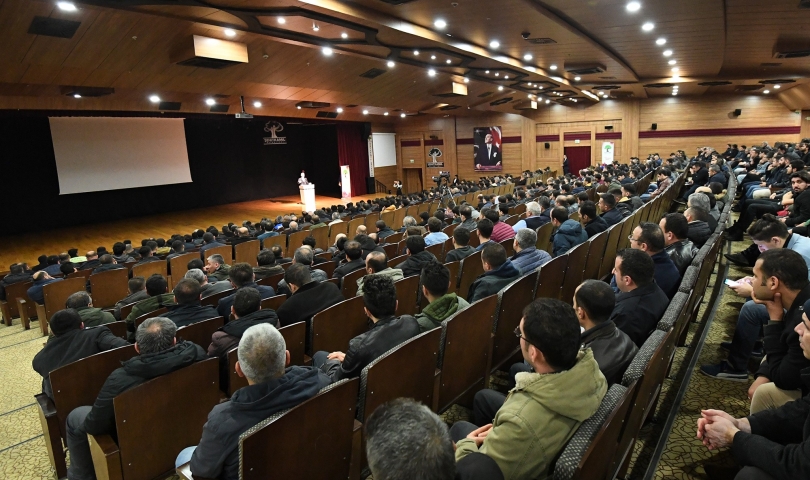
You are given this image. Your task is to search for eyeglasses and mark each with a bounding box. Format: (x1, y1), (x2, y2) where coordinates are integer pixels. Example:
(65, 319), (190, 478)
(628, 234), (640, 243)
(513, 326), (536, 348)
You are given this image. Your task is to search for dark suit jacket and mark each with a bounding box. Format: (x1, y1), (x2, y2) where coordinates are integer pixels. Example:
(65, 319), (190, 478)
(333, 258), (365, 280)
(474, 143), (500, 166)
(216, 283), (275, 318)
(609, 282), (669, 347)
(276, 281), (345, 328)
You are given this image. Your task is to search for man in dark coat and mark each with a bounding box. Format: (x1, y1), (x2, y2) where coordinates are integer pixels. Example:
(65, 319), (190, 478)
(608, 249), (669, 347)
(27, 271), (62, 305)
(468, 244), (521, 303)
(0, 263), (32, 301)
(163, 279), (219, 328)
(32, 309), (128, 399)
(216, 263), (275, 319)
(332, 241), (366, 280)
(580, 201), (608, 238)
(398, 235), (438, 278)
(276, 264), (345, 328)
(685, 207), (713, 248)
(598, 193), (624, 227)
(660, 213), (697, 276)
(65, 317), (207, 480)
(207, 288), (280, 359)
(628, 223), (681, 299)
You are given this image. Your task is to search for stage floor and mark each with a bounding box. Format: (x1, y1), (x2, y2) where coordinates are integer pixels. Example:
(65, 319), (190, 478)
(0, 193), (378, 269)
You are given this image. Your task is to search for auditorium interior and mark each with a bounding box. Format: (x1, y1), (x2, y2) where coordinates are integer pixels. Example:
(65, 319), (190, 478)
(1, 0), (810, 478)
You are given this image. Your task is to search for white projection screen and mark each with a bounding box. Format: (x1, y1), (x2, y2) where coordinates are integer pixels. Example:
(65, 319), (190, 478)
(49, 117), (192, 194)
(371, 133), (397, 167)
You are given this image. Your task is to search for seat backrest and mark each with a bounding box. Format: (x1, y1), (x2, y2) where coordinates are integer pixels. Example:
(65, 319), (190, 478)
(204, 245), (233, 264)
(583, 232), (608, 281)
(382, 243), (398, 259)
(260, 294), (286, 312)
(287, 230), (311, 254)
(168, 252), (198, 281)
(491, 272), (538, 371)
(234, 240), (261, 267)
(133, 306), (169, 329)
(678, 266), (699, 293)
(279, 321), (307, 366)
(118, 302), (137, 322)
(3, 280), (33, 318)
(88, 269), (130, 310)
(262, 235), (287, 258)
(380, 210), (395, 229)
(599, 224), (623, 279)
(437, 294), (498, 412)
(425, 242), (444, 263)
(347, 217), (366, 237)
(67, 269), (92, 281)
(458, 250), (484, 300)
(392, 207), (406, 230)
(317, 260), (337, 279)
(618, 217), (635, 251)
(394, 275), (420, 317)
(499, 238), (515, 257)
(239, 378), (359, 480)
(310, 296), (368, 354)
(43, 278), (88, 321)
(535, 254), (568, 300)
(389, 254), (409, 270)
(200, 288), (234, 307)
(309, 227), (329, 254)
(358, 328), (442, 421)
(444, 261), (461, 294)
(92, 321), (127, 340)
(256, 272), (284, 291)
(559, 241), (590, 305)
(365, 212), (381, 227)
(114, 358), (220, 480)
(176, 316), (224, 349)
(130, 260), (168, 283)
(341, 268), (366, 298)
(443, 223), (458, 237)
(51, 345), (137, 437)
(504, 215), (520, 227)
(536, 223), (554, 254)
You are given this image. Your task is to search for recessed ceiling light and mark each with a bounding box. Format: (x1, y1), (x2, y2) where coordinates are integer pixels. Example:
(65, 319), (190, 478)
(400, 113), (406, 118)
(504, 75), (509, 79)
(485, 70), (490, 74)
(322, 47), (333, 56)
(574, 76), (581, 81)
(763, 90), (770, 94)
(538, 86), (543, 90)
(413, 50), (419, 56)
(277, 17), (286, 24)
(671, 67), (679, 72)
(434, 19), (447, 29)
(626, 1), (641, 12)
(253, 101), (262, 108)
(428, 69), (436, 77)
(463, 77), (469, 83)
(498, 86), (504, 91)
(312, 23), (319, 32)
(663, 50), (673, 57)
(337, 107), (343, 113)
(524, 54), (533, 61)
(672, 92), (677, 96)
(774, 85), (781, 89)
(431, 55), (437, 60)
(57, 2), (77, 12)
(489, 40), (500, 49)
(494, 72), (499, 77)
(149, 95), (160, 103)
(387, 60), (395, 67)
(549, 64), (558, 70)
(73, 93), (81, 98)
(545, 100), (550, 104)
(224, 29), (236, 37)
(656, 38), (666, 45)
(362, 110), (369, 114)
(642, 22), (654, 32)
(528, 94), (533, 98)
(668, 59), (677, 65)
(341, 32), (348, 39)
(205, 98), (215, 105)
(297, 106), (302, 110)
(384, 112), (389, 116)
(446, 59), (452, 64)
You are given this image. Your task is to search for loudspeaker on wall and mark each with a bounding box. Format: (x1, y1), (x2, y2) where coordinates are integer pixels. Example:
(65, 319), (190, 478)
(544, 142), (550, 149)
(733, 109), (742, 116)
(651, 123), (657, 131)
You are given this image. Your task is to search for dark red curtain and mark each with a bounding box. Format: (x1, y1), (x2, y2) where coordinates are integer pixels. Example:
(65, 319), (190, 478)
(336, 123), (370, 196)
(564, 146), (592, 175)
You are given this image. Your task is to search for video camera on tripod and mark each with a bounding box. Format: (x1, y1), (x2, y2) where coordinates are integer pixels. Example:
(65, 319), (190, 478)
(431, 171), (451, 186)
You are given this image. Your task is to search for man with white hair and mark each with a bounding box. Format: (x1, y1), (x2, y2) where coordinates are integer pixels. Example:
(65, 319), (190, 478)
(511, 201), (550, 232)
(185, 268), (231, 299)
(178, 324), (330, 480)
(510, 229), (551, 275)
(688, 192), (718, 231)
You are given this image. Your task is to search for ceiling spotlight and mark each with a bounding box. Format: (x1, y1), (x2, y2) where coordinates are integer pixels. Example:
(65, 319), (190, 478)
(528, 94), (533, 98)
(384, 112), (389, 116)
(663, 50), (673, 57)
(149, 95), (160, 103)
(463, 77), (469, 83)
(312, 23), (320, 32)
(763, 90), (770, 94)
(545, 100), (550, 104)
(656, 38), (666, 45)
(341, 32), (348, 39)
(446, 59), (452, 64)
(489, 40), (500, 49)
(224, 29), (236, 37)
(322, 47), (333, 56)
(485, 70), (490, 74)
(362, 110), (369, 114)
(774, 85), (781, 89)
(498, 86), (504, 91)
(538, 86), (543, 90)
(428, 69), (436, 76)
(495, 72), (500, 77)
(672, 92), (677, 96)
(434, 19), (447, 29)
(252, 101), (262, 108)
(574, 76), (581, 81)
(431, 55), (436, 60)
(626, 1), (641, 12)
(277, 17), (286, 24)
(668, 59), (677, 65)
(524, 54), (533, 60)
(504, 75), (509, 79)
(73, 93), (81, 98)
(387, 60), (395, 67)
(205, 98), (215, 105)
(400, 113), (406, 118)
(297, 106), (302, 110)
(336, 107), (343, 113)
(413, 50), (419, 56)
(549, 64), (558, 70)
(671, 67), (679, 72)
(642, 22), (654, 32)
(57, 1), (77, 11)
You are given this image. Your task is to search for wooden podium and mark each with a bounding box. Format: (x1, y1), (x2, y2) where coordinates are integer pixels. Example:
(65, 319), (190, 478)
(299, 184), (316, 212)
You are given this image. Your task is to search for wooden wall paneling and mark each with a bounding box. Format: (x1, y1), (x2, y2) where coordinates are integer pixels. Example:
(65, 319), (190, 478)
(374, 166), (398, 194)
(521, 117), (536, 172)
(638, 95), (800, 131)
(801, 110), (810, 141)
(622, 99), (640, 160)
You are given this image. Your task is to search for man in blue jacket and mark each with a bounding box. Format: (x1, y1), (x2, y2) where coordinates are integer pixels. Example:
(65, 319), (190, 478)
(468, 244), (521, 302)
(510, 229), (551, 275)
(550, 207), (587, 257)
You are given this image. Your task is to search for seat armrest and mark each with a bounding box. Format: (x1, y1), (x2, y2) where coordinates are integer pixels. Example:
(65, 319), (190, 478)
(35, 393), (57, 417)
(17, 298), (29, 330)
(88, 433), (123, 480)
(176, 462), (216, 480)
(0, 300), (10, 326)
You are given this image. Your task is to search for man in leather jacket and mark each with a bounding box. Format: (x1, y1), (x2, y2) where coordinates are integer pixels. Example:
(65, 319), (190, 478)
(660, 213), (698, 276)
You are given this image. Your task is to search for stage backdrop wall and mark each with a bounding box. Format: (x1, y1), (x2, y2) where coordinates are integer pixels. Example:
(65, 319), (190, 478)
(0, 111), (346, 236)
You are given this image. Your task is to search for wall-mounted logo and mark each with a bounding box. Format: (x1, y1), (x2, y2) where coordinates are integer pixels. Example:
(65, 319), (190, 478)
(427, 147), (444, 167)
(263, 121), (286, 145)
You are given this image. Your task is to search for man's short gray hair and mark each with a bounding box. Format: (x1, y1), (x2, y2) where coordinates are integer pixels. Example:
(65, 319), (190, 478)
(687, 192), (711, 212)
(293, 246), (314, 265)
(184, 268), (206, 284)
(207, 254), (225, 266)
(65, 291), (91, 309)
(515, 228), (537, 250)
(237, 324), (286, 384)
(402, 216), (416, 228)
(135, 317), (177, 354)
(526, 201), (542, 216)
(365, 398), (455, 480)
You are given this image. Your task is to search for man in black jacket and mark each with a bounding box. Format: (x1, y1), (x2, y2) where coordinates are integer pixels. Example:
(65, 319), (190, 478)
(660, 213), (697, 276)
(398, 235), (438, 278)
(0, 263), (32, 301)
(179, 323), (330, 479)
(65, 317), (207, 480)
(163, 279), (219, 328)
(32, 309), (128, 399)
(580, 201), (608, 238)
(609, 249), (669, 347)
(685, 207), (713, 248)
(445, 228), (476, 263)
(276, 264), (344, 328)
(313, 275), (420, 382)
(333, 241), (366, 280)
(680, 161), (709, 200)
(598, 193), (624, 227)
(467, 243), (521, 303)
(216, 263), (275, 318)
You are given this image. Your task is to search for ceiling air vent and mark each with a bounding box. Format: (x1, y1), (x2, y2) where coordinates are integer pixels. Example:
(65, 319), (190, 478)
(698, 81), (732, 86)
(565, 64), (606, 75)
(346, 104), (358, 108)
(612, 91), (635, 98)
(158, 101), (181, 111)
(525, 37), (556, 45)
(490, 97), (512, 106)
(210, 104), (230, 113)
(734, 85), (764, 92)
(644, 83), (675, 88)
(773, 49), (810, 59)
(60, 86), (114, 97)
(360, 68), (386, 79)
(377, 0), (418, 4)
(599, 76), (617, 79)
(29, 16), (81, 39)
(800, 0), (810, 8)
(478, 91), (493, 97)
(434, 92), (465, 98)
(295, 101), (330, 109)
(592, 85), (621, 90)
(439, 105), (460, 111)
(759, 79), (796, 84)
(316, 111), (339, 118)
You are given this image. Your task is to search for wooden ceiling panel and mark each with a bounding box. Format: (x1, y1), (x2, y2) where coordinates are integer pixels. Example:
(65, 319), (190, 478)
(0, 0), (51, 64)
(62, 11), (139, 71)
(22, 7), (103, 67)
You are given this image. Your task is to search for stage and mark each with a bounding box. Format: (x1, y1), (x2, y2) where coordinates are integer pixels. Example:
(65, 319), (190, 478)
(0, 193), (379, 269)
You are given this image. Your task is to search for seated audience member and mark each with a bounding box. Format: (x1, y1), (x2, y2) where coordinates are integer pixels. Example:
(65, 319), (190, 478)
(357, 252), (404, 296)
(398, 235), (438, 278)
(91, 254), (125, 275)
(580, 200), (608, 238)
(271, 245), (292, 265)
(275, 247), (328, 296)
(450, 298), (606, 479)
(229, 227), (253, 248)
(628, 222), (681, 299)
(598, 193), (624, 227)
(126, 274), (176, 333)
(643, 167), (672, 201)
(216, 263), (275, 318)
(696, 302), (810, 480)
(329, 234), (348, 260)
(510, 229), (551, 275)
(551, 206), (588, 257)
(376, 220), (397, 240)
(199, 232), (226, 255)
(114, 276), (149, 320)
(163, 279), (219, 328)
(205, 254), (232, 282)
(60, 262), (77, 277)
(458, 206), (479, 232)
(703, 250), (810, 413)
(276, 264), (345, 328)
(44, 254), (65, 276)
(178, 323), (330, 480)
(135, 245), (161, 265)
(485, 209), (516, 243)
(688, 193), (718, 232)
(185, 268), (232, 299)
(365, 398), (457, 480)
(401, 215), (428, 236)
(445, 227), (476, 263)
(468, 244), (521, 303)
(27, 271), (63, 305)
(208, 288), (280, 358)
(684, 207), (712, 248)
(475, 219), (496, 252)
(32, 309), (129, 399)
(356, 233), (386, 259)
(333, 241), (365, 280)
(414, 262), (470, 332)
(660, 213), (698, 275)
(166, 241), (186, 260)
(79, 251), (101, 271)
(313, 275), (420, 382)
(0, 263), (32, 300)
(512, 201), (550, 232)
(609, 249), (669, 347)
(112, 243), (134, 264)
(64, 317), (207, 480)
(425, 217), (450, 247)
(66, 291), (115, 327)
(618, 184), (643, 214)
(252, 249), (284, 280)
(31, 255), (49, 273)
(301, 236), (325, 258)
